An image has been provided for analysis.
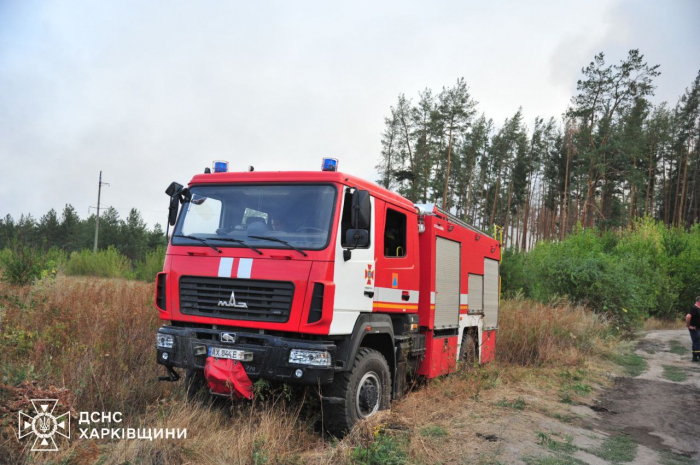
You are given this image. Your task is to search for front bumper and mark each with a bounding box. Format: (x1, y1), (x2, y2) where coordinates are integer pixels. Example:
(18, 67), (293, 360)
(156, 325), (336, 385)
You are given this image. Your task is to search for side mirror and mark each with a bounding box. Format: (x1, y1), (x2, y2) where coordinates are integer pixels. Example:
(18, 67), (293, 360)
(165, 182), (184, 198)
(168, 197), (179, 226)
(351, 190), (371, 230)
(346, 229), (369, 248)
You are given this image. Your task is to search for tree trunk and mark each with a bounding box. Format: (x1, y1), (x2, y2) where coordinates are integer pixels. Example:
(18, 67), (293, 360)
(584, 167), (597, 228)
(644, 135), (655, 215)
(662, 144), (670, 224)
(677, 139), (692, 227)
(400, 115), (415, 200)
(521, 189), (530, 250)
(629, 155), (637, 225)
(489, 158), (504, 227)
(561, 137), (572, 240)
(503, 183), (514, 246)
(442, 124), (454, 209)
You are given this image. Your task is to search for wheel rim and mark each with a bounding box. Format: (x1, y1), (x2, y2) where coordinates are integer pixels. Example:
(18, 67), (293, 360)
(356, 371), (381, 419)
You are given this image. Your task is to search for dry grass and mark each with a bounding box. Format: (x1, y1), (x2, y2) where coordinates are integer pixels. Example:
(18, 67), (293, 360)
(642, 316), (687, 331)
(103, 400), (321, 465)
(0, 276), (616, 464)
(497, 296), (613, 366)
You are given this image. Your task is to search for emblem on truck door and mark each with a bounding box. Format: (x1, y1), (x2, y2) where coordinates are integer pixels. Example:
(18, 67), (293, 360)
(218, 291), (248, 309)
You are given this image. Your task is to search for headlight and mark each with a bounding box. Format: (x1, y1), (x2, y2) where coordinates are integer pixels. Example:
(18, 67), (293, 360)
(289, 349), (331, 367)
(156, 333), (174, 349)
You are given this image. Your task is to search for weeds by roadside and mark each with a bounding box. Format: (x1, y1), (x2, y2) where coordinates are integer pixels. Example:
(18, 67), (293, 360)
(496, 296), (613, 367)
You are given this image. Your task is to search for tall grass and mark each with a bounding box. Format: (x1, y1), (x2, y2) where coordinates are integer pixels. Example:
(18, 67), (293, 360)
(0, 277), (614, 464)
(0, 277), (165, 413)
(496, 296), (612, 366)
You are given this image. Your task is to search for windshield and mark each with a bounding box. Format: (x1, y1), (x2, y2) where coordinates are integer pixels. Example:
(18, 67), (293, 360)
(172, 184), (337, 251)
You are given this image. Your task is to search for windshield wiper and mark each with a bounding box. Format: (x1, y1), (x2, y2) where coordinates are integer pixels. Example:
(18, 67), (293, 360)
(213, 237), (263, 255)
(248, 235), (308, 257)
(173, 234), (222, 253)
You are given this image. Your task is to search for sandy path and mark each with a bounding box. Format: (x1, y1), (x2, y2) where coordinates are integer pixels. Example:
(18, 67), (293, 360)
(441, 330), (700, 464)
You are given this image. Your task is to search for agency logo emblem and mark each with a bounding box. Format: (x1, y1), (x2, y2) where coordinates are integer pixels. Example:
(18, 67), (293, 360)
(18, 399), (70, 451)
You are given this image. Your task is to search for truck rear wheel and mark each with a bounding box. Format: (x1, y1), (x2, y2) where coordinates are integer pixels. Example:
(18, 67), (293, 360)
(322, 348), (391, 437)
(459, 332), (478, 367)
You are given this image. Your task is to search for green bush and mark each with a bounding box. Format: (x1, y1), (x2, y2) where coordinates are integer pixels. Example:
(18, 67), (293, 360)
(134, 246), (166, 282)
(65, 246), (134, 279)
(501, 218), (700, 330)
(0, 241), (66, 285)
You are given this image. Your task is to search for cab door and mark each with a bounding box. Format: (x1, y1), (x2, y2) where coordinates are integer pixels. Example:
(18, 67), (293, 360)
(330, 189), (375, 334)
(373, 201), (419, 313)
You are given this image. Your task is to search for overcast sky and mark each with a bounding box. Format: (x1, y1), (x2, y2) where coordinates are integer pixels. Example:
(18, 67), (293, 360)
(1, 0), (698, 227)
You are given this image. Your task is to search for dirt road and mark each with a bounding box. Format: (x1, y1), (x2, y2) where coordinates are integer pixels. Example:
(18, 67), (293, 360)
(418, 329), (700, 464)
(595, 330), (700, 462)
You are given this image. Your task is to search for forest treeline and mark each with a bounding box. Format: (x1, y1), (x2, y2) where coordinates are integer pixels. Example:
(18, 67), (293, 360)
(0, 205), (166, 261)
(376, 50), (700, 248)
(0, 205), (166, 284)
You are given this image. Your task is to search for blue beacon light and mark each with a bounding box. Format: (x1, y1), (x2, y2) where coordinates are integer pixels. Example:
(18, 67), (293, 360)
(213, 160), (229, 173)
(321, 158), (338, 172)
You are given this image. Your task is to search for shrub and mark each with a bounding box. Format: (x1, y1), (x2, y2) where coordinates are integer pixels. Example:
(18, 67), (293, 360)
(134, 246), (165, 282)
(500, 248), (527, 297)
(501, 219), (700, 329)
(666, 223), (700, 311)
(0, 241), (66, 285)
(65, 246), (134, 279)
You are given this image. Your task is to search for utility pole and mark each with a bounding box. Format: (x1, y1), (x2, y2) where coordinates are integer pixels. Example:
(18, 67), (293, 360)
(93, 171), (109, 253)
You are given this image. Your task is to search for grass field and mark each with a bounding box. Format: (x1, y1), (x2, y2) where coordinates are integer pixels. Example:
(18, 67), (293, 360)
(0, 276), (620, 464)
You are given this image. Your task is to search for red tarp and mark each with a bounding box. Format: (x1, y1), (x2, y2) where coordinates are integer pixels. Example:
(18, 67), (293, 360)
(204, 356), (254, 400)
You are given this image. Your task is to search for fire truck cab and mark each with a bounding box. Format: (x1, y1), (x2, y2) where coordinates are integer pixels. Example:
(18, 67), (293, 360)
(155, 160), (500, 435)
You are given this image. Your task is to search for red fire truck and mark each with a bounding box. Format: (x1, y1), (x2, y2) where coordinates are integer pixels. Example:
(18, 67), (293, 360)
(155, 159), (501, 435)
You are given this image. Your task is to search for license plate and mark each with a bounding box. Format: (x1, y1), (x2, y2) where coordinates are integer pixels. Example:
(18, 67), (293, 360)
(208, 347), (253, 362)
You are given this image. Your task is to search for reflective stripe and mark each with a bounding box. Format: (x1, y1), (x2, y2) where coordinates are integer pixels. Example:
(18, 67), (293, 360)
(218, 258), (234, 277)
(372, 302), (419, 311)
(237, 258), (253, 279)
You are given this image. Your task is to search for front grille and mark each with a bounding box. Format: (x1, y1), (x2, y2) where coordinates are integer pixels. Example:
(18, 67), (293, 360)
(179, 276), (294, 323)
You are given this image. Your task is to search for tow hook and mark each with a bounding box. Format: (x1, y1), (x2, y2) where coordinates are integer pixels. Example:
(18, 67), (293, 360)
(158, 366), (181, 382)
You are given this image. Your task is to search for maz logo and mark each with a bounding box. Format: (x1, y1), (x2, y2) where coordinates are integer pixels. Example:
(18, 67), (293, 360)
(220, 332), (236, 343)
(218, 291), (248, 309)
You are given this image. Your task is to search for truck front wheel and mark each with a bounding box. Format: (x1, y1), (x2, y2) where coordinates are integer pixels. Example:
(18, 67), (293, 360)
(322, 348), (391, 437)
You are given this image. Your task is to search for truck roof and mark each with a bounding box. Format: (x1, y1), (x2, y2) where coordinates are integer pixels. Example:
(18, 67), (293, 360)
(189, 170), (416, 212)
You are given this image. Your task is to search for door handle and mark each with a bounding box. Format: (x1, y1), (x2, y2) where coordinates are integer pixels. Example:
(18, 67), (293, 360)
(401, 291), (410, 301)
(364, 291), (374, 298)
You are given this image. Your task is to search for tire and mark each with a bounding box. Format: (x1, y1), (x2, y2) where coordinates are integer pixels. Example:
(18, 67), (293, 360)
(184, 369), (206, 402)
(459, 332), (478, 367)
(322, 348), (391, 437)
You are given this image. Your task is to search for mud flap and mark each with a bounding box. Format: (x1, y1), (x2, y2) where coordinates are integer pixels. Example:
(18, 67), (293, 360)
(203, 356), (254, 400)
